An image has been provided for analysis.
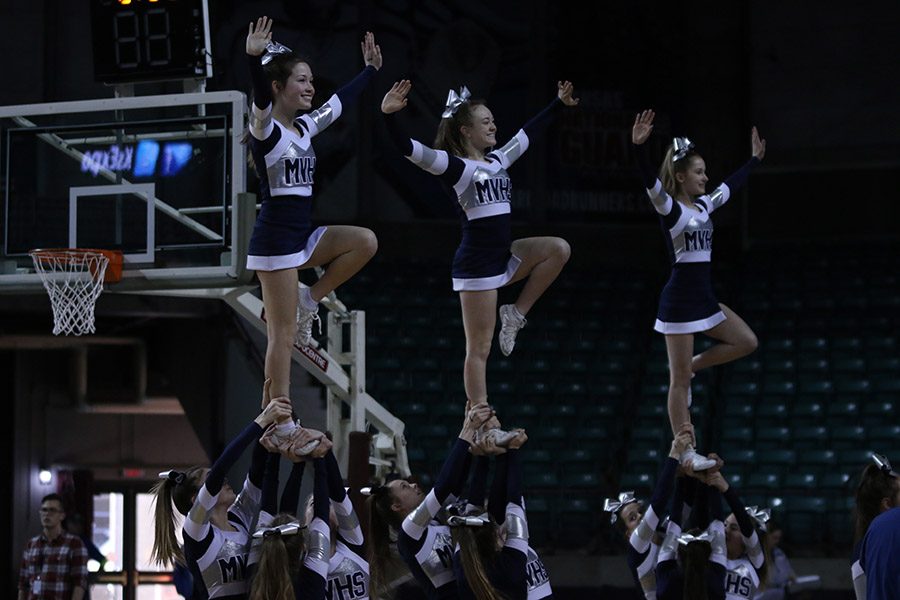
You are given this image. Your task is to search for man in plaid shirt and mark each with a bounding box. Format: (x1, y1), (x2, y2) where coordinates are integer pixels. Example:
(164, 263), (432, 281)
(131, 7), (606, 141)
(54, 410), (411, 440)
(18, 493), (88, 600)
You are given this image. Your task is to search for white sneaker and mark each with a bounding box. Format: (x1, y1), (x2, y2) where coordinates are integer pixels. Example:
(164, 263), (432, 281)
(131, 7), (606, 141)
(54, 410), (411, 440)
(270, 420), (298, 447)
(295, 303), (321, 347)
(482, 428), (519, 447)
(292, 438), (321, 456)
(498, 305), (526, 357)
(681, 447), (717, 471)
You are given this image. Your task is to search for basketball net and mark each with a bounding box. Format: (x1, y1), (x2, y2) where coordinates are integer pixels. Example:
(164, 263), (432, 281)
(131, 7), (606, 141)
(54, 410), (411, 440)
(29, 249), (117, 336)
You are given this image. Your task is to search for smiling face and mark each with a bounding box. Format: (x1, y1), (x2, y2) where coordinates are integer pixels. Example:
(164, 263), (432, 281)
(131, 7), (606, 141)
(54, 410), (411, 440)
(273, 61), (315, 112)
(461, 105), (497, 152)
(676, 156), (708, 197)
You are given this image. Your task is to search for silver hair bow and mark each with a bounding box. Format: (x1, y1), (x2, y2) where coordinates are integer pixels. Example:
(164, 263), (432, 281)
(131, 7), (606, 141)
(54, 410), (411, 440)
(442, 86), (471, 119)
(745, 506), (772, 530)
(677, 531), (714, 546)
(672, 137), (695, 162)
(603, 491), (638, 524)
(158, 470), (185, 485)
(261, 41), (293, 65)
(448, 514), (490, 527)
(873, 453), (899, 477)
(253, 521), (305, 538)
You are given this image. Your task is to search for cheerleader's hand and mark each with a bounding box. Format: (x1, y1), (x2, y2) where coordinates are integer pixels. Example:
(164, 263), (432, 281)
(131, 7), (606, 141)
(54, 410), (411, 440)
(382, 80), (411, 114)
(507, 428), (528, 449)
(632, 109), (655, 145)
(751, 126), (766, 161)
(361, 31), (382, 70)
(558, 80), (579, 106)
(246, 17), (273, 57)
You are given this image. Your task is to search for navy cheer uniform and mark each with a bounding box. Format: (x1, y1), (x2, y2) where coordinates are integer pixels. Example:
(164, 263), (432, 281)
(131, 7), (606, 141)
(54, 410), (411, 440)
(322, 450), (370, 600)
(720, 486), (764, 600)
(246, 53), (375, 271)
(385, 100), (562, 291)
(453, 451), (537, 600)
(656, 478), (726, 600)
(398, 439), (472, 599)
(628, 457), (678, 600)
(183, 422), (266, 600)
(635, 145), (758, 334)
(253, 453), (332, 600)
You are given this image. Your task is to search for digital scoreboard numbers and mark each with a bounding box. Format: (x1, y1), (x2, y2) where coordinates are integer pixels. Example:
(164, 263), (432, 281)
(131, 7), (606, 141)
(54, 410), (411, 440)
(90, 0), (211, 84)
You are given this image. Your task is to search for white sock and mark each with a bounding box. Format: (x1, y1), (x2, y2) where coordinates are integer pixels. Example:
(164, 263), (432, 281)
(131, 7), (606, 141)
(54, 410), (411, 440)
(300, 287), (318, 312)
(510, 305), (525, 320)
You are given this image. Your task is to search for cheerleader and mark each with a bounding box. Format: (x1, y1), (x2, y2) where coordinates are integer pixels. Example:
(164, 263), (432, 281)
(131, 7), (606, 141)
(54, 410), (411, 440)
(380, 79), (575, 406)
(451, 428), (548, 600)
(367, 404), (493, 599)
(463, 431), (553, 599)
(656, 472), (727, 600)
(604, 428), (693, 599)
(631, 110), (765, 471)
(150, 396), (293, 599)
(249, 445), (333, 600)
(245, 17), (381, 432)
(299, 450), (370, 600)
(852, 453), (900, 599)
(702, 470), (767, 600)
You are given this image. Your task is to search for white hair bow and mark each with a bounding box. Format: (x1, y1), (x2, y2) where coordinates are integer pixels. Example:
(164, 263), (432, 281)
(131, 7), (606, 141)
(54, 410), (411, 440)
(603, 491), (638, 524)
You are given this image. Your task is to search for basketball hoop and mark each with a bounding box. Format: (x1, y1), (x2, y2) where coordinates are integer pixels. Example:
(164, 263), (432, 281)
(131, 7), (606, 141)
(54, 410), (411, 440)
(29, 248), (123, 336)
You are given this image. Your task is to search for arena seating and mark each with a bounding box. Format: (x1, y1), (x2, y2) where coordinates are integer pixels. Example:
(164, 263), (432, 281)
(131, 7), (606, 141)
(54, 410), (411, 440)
(339, 241), (899, 553)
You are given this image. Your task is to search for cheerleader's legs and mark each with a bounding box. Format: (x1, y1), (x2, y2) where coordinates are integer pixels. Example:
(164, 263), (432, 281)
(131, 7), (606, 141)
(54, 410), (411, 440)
(506, 237), (571, 314)
(300, 225), (378, 301)
(692, 304), (758, 372)
(665, 333), (695, 441)
(258, 267), (300, 401)
(460, 289), (498, 405)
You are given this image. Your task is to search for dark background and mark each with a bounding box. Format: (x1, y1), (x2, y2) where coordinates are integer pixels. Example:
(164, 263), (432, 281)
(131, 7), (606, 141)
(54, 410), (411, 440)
(3, 0), (899, 246)
(2, 0), (899, 594)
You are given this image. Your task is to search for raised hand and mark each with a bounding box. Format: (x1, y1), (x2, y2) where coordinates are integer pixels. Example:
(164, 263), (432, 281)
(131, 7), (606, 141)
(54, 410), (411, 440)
(705, 469), (729, 492)
(256, 396), (293, 428)
(670, 428), (693, 458)
(381, 80), (411, 114)
(507, 428), (528, 449)
(558, 81), (580, 107)
(751, 126), (766, 161)
(471, 430), (506, 456)
(361, 31), (382, 70)
(632, 109), (655, 145)
(259, 424), (282, 453)
(461, 403), (494, 442)
(247, 16), (273, 57)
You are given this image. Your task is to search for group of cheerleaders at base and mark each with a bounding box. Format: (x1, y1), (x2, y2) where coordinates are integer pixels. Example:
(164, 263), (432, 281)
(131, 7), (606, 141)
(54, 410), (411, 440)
(148, 15), (795, 600)
(151, 388), (545, 600)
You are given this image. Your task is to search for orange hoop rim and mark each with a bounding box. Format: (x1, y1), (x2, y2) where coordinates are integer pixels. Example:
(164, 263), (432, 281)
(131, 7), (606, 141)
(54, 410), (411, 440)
(29, 248), (124, 283)
(29, 248), (121, 260)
